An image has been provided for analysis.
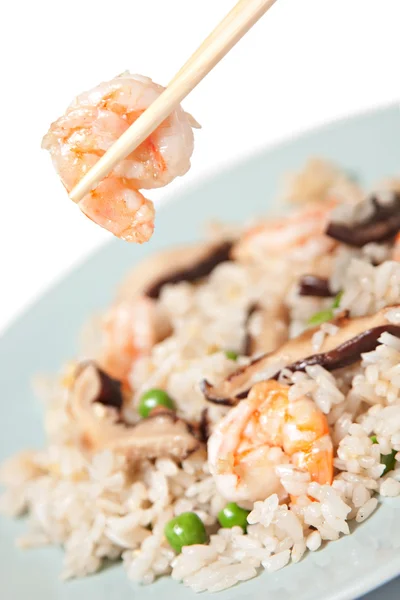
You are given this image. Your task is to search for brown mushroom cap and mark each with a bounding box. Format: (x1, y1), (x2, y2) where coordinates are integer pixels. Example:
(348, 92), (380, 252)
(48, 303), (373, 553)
(298, 275), (333, 298)
(75, 362), (123, 410)
(199, 408), (211, 443)
(70, 363), (198, 460)
(117, 240), (233, 303)
(202, 306), (400, 405)
(326, 192), (400, 247)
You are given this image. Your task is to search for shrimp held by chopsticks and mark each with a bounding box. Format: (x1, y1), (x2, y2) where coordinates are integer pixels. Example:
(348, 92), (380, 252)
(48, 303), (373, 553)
(42, 72), (198, 243)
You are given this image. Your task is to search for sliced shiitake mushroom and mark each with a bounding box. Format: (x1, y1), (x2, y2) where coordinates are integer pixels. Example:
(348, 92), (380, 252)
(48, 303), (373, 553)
(298, 275), (333, 298)
(202, 306), (400, 405)
(199, 408), (211, 443)
(326, 192), (400, 247)
(117, 240), (233, 302)
(70, 363), (198, 460)
(75, 362), (123, 410)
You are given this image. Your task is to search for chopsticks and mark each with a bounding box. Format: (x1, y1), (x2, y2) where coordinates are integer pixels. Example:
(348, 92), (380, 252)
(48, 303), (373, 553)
(69, 0), (277, 204)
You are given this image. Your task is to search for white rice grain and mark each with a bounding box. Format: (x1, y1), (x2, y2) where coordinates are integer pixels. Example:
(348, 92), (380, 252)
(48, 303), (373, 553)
(262, 549), (291, 573)
(306, 530), (322, 551)
(385, 308), (400, 325)
(356, 498), (378, 523)
(380, 477), (400, 497)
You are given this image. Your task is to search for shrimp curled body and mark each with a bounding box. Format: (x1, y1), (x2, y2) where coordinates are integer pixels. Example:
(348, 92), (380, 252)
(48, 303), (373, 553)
(98, 296), (171, 384)
(208, 381), (333, 505)
(233, 202), (337, 263)
(42, 73), (197, 242)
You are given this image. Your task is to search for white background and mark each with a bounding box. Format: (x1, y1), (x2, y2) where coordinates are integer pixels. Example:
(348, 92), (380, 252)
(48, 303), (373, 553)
(1, 0), (399, 333)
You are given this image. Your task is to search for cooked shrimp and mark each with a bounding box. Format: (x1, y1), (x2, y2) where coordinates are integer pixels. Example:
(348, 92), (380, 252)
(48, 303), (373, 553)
(233, 201), (337, 263)
(208, 380), (333, 505)
(42, 72), (197, 242)
(98, 296), (171, 382)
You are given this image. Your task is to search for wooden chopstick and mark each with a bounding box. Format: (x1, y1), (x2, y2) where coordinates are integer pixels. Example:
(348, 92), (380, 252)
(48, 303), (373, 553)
(69, 0), (277, 204)
(167, 3), (241, 87)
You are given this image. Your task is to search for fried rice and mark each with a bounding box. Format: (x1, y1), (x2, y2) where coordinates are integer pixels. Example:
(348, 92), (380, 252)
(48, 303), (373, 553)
(2, 159), (400, 593)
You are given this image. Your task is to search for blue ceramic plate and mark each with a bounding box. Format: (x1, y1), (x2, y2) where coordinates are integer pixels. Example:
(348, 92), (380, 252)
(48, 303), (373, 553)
(1, 106), (400, 600)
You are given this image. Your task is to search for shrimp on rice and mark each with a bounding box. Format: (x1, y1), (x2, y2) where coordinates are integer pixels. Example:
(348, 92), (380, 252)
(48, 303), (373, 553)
(208, 380), (333, 506)
(98, 296), (171, 384)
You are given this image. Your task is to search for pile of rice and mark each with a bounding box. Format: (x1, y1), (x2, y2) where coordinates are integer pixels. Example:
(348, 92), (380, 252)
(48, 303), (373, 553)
(1, 159), (400, 593)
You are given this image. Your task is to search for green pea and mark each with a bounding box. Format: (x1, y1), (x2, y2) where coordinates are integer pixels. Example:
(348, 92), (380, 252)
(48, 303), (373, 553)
(138, 388), (175, 418)
(164, 512), (208, 553)
(381, 449), (397, 476)
(332, 290), (343, 309)
(218, 502), (250, 532)
(225, 350), (239, 361)
(307, 309), (334, 327)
